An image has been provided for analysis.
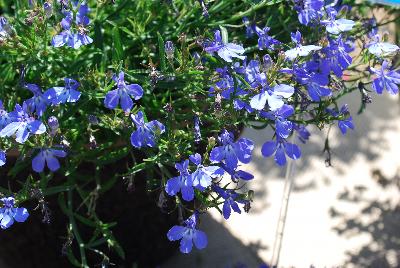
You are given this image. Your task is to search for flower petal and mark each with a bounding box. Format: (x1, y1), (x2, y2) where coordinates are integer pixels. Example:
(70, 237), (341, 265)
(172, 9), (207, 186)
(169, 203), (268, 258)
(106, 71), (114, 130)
(13, 207), (29, 223)
(193, 230), (208, 250)
(167, 225), (186, 241)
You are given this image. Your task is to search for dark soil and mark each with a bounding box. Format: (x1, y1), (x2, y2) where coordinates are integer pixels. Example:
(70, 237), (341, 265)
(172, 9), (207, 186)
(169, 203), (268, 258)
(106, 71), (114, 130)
(0, 155), (179, 268)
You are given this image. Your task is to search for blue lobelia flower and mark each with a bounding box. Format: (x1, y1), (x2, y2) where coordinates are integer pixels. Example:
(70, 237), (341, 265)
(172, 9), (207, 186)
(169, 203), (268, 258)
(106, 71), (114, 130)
(367, 29), (399, 57)
(294, 124), (311, 144)
(0, 150), (6, 166)
(284, 31), (322, 61)
(189, 153), (224, 191)
(322, 36), (353, 77)
(250, 84), (295, 111)
(370, 60), (400, 95)
(51, 1), (93, 49)
(213, 185), (242, 220)
(0, 197), (29, 229)
(104, 71), (144, 112)
(204, 30), (245, 62)
(294, 0), (324, 26)
(291, 63), (331, 101)
(322, 8), (355, 35)
(233, 98), (254, 113)
(210, 129), (254, 171)
(44, 78), (81, 105)
(209, 67), (235, 99)
(24, 83), (49, 116)
(0, 100), (11, 131)
(260, 104), (294, 139)
(165, 160), (195, 201)
(32, 148), (67, 173)
(238, 59), (267, 88)
(167, 212), (207, 253)
(327, 104), (354, 135)
(254, 26), (280, 50)
(0, 103), (46, 144)
(220, 163), (254, 183)
(130, 111), (165, 148)
(261, 137), (301, 166)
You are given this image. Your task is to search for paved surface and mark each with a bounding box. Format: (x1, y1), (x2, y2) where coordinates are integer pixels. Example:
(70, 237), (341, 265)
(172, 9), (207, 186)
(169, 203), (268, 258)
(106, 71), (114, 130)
(164, 89), (400, 267)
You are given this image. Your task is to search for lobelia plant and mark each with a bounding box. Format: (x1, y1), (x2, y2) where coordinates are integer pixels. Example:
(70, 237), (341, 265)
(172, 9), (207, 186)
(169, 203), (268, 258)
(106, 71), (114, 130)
(0, 0), (399, 267)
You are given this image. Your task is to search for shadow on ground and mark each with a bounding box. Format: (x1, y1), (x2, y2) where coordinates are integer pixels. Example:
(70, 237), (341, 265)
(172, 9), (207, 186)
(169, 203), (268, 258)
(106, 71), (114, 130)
(332, 169), (400, 268)
(163, 214), (265, 268)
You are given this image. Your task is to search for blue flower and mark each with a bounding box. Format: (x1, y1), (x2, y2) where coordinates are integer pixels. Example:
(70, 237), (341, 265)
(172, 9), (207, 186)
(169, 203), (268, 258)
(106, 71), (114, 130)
(370, 61), (400, 95)
(130, 111), (165, 148)
(261, 137), (301, 166)
(167, 213), (207, 253)
(204, 30), (245, 62)
(104, 72), (144, 112)
(213, 186), (242, 220)
(0, 100), (11, 131)
(284, 31), (322, 61)
(44, 78), (81, 105)
(51, 1), (93, 49)
(233, 99), (254, 113)
(208, 67), (234, 99)
(254, 26), (280, 50)
(322, 8), (355, 35)
(0, 197), (29, 229)
(250, 84), (295, 111)
(0, 103), (46, 144)
(367, 29), (399, 57)
(220, 163), (253, 182)
(189, 153), (224, 190)
(24, 83), (49, 116)
(294, 124), (311, 144)
(210, 130), (254, 171)
(322, 37), (353, 77)
(260, 104), (294, 139)
(327, 104), (354, 135)
(292, 63), (331, 101)
(32, 148), (67, 173)
(240, 59), (267, 87)
(165, 160), (195, 201)
(0, 150), (6, 167)
(294, 0), (324, 26)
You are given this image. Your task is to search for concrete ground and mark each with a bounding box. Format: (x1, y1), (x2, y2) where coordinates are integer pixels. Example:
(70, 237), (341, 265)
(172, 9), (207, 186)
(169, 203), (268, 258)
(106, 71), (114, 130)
(164, 88), (400, 267)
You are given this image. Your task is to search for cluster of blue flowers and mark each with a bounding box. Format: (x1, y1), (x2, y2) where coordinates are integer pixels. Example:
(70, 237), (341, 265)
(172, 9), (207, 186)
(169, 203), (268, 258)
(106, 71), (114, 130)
(1, 0), (400, 261)
(163, 0), (400, 254)
(0, 77), (82, 172)
(51, 1), (93, 49)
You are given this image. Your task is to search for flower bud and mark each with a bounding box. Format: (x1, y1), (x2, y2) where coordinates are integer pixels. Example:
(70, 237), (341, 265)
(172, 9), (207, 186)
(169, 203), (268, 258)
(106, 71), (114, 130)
(262, 54), (273, 72)
(48, 116), (59, 131)
(0, 17), (13, 36)
(165, 41), (175, 60)
(88, 114), (99, 125)
(44, 2), (53, 18)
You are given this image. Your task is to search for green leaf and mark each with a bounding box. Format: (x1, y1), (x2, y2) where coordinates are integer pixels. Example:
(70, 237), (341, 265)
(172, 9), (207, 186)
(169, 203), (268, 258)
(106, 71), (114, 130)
(113, 27), (124, 61)
(43, 185), (74, 196)
(74, 213), (97, 227)
(157, 32), (167, 72)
